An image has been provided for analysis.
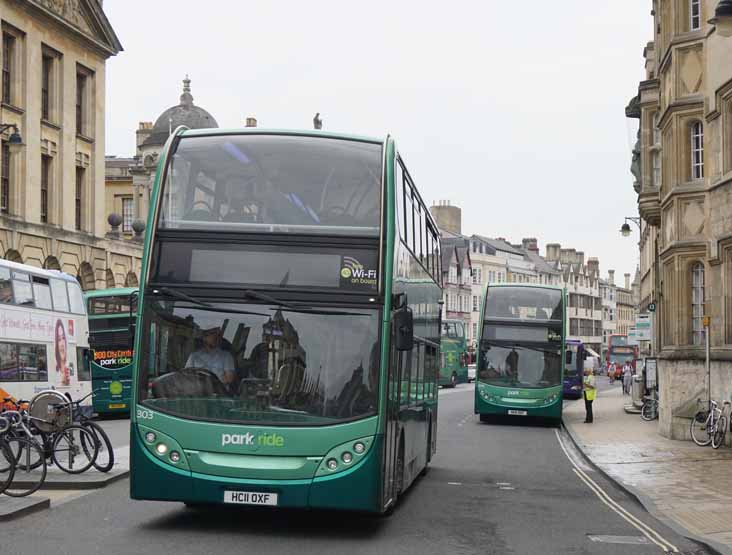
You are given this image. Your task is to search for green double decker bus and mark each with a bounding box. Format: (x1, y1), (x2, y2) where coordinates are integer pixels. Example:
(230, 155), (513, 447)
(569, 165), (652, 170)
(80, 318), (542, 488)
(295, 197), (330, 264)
(130, 128), (442, 513)
(475, 284), (565, 424)
(86, 287), (137, 415)
(439, 320), (468, 388)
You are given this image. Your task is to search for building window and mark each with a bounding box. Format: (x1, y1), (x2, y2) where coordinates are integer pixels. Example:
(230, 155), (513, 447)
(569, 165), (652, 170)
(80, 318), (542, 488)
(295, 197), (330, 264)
(1, 141), (9, 214)
(472, 295), (478, 312)
(76, 71), (87, 136)
(692, 262), (705, 346)
(448, 265), (457, 284)
(122, 197), (133, 232)
(653, 112), (661, 145)
(690, 0), (701, 30)
(652, 151), (661, 188)
(75, 167), (84, 230)
(40, 155), (51, 223)
(473, 323), (477, 338)
(691, 121), (704, 180)
(41, 54), (52, 121)
(2, 32), (14, 105)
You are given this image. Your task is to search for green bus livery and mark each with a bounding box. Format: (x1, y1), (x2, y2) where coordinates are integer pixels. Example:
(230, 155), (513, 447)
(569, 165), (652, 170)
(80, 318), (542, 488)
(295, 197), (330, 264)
(474, 284), (566, 423)
(86, 287), (137, 414)
(439, 320), (468, 388)
(130, 128), (442, 514)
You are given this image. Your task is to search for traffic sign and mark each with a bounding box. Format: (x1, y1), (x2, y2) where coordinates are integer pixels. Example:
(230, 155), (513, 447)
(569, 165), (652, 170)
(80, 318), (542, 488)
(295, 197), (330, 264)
(636, 313), (652, 341)
(648, 303), (656, 312)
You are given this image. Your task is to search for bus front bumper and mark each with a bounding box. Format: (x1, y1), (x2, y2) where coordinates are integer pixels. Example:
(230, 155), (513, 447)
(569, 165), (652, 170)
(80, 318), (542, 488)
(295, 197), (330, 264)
(129, 430), (383, 513)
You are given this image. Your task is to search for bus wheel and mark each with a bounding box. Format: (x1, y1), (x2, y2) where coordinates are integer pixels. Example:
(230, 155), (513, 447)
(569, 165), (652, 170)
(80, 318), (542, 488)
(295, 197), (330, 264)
(450, 373), (457, 388)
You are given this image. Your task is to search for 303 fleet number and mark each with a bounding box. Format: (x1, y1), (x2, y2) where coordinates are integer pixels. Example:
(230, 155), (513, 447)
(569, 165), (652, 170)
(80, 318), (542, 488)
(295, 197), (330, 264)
(136, 408), (154, 420)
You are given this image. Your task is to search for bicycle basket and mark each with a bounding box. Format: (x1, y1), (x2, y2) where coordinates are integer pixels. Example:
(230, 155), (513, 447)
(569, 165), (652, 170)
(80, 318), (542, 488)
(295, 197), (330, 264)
(695, 411), (709, 423)
(29, 390), (71, 433)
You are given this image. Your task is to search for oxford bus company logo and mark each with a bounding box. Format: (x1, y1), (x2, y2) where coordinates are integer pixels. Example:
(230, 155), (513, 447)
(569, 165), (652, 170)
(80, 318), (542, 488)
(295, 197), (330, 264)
(221, 432), (285, 448)
(340, 257), (377, 283)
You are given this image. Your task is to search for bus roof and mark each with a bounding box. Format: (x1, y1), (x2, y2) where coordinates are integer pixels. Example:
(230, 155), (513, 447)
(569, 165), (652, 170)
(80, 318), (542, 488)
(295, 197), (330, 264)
(179, 127), (385, 146)
(0, 258), (79, 284)
(85, 287), (138, 299)
(483, 283), (565, 295)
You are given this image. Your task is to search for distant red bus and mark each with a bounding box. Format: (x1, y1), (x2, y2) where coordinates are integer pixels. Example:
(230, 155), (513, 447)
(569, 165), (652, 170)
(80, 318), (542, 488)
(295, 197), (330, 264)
(606, 334), (637, 374)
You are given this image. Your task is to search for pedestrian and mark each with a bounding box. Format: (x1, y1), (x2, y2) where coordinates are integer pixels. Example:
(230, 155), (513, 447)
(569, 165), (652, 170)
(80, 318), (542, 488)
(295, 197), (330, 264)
(583, 367), (596, 423)
(608, 362), (614, 385)
(622, 362), (632, 395)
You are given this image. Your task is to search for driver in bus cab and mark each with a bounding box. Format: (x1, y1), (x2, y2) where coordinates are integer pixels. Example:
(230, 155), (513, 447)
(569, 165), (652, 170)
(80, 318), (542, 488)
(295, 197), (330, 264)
(185, 327), (237, 386)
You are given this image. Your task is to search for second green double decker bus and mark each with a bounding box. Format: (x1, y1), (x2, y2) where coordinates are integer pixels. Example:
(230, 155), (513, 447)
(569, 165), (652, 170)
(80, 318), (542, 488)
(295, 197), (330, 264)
(475, 284), (565, 424)
(86, 287), (137, 415)
(130, 128), (442, 514)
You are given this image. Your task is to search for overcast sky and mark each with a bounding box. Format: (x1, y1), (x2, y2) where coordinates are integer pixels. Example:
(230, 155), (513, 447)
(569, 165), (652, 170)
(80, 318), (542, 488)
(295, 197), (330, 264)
(105, 1), (651, 283)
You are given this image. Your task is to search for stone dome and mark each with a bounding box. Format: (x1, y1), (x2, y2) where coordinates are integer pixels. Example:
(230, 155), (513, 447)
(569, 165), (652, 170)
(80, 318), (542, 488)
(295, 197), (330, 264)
(142, 76), (218, 147)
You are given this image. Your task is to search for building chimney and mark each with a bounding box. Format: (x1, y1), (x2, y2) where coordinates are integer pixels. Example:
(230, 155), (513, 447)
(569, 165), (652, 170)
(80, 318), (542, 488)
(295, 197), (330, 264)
(576, 251), (585, 268)
(608, 269), (615, 285)
(245, 117), (257, 128)
(135, 121), (153, 154)
(429, 200), (462, 235)
(522, 238), (539, 253)
(625, 273), (631, 290)
(587, 257), (599, 277)
(545, 243), (561, 262)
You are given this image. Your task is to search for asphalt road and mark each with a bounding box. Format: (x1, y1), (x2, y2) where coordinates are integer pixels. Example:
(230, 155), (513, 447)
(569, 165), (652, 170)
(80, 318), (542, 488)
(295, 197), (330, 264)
(3, 385), (708, 555)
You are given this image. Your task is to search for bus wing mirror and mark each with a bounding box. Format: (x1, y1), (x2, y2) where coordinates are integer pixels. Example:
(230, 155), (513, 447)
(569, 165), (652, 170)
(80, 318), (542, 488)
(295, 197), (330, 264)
(129, 291), (139, 344)
(566, 350), (573, 364)
(393, 306), (414, 352)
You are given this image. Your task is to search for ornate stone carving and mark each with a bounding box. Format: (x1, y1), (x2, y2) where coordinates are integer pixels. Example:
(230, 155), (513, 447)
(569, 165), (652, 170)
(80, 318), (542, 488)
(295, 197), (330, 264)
(37, 0), (93, 36)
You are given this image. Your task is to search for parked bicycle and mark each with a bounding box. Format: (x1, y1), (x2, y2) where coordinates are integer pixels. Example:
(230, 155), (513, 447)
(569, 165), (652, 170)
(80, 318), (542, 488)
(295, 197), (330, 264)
(0, 406), (48, 496)
(690, 399), (729, 447)
(0, 414), (17, 495)
(712, 401), (732, 449)
(641, 391), (659, 421)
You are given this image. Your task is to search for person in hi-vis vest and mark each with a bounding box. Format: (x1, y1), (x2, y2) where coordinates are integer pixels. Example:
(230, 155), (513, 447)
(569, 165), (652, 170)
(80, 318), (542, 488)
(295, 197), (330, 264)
(583, 367), (596, 423)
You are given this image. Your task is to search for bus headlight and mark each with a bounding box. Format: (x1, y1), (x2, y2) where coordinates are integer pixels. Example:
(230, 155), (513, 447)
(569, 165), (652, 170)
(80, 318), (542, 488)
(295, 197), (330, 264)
(156, 443), (168, 455)
(544, 394), (559, 405)
(315, 436), (374, 477)
(145, 432), (156, 443)
(353, 442), (365, 454)
(169, 451), (181, 463)
(342, 452), (353, 464)
(327, 458), (338, 470)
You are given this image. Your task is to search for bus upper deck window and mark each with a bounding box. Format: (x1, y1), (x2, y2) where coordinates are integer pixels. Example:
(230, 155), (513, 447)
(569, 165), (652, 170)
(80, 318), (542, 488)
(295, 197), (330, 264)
(68, 283), (85, 314)
(12, 272), (34, 306)
(32, 277), (52, 310)
(50, 278), (70, 312)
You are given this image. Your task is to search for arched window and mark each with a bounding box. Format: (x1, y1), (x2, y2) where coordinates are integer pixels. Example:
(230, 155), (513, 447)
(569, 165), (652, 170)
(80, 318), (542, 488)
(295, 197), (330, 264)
(690, 0), (701, 30)
(691, 262), (705, 345)
(691, 121), (704, 180)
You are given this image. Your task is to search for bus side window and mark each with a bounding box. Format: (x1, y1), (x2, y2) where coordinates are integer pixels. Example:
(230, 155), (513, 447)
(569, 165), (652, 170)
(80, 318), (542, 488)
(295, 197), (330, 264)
(395, 158), (404, 238)
(0, 267), (12, 304)
(417, 342), (425, 402)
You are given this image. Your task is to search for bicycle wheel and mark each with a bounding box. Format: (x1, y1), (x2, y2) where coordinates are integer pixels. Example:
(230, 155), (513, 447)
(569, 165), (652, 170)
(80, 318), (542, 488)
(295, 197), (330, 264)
(3, 436), (46, 497)
(690, 412), (713, 446)
(641, 401), (655, 421)
(0, 439), (16, 495)
(52, 425), (97, 474)
(80, 421), (114, 473)
(713, 416), (728, 449)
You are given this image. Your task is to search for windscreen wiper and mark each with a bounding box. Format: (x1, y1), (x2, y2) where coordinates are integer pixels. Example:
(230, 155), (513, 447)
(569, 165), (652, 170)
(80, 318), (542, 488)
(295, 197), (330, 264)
(155, 287), (269, 317)
(482, 339), (559, 356)
(243, 289), (369, 317)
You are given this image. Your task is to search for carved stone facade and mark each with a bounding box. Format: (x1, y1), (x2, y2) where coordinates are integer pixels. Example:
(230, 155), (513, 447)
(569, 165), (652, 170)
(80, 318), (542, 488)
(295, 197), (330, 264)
(0, 0), (141, 289)
(629, 0), (732, 439)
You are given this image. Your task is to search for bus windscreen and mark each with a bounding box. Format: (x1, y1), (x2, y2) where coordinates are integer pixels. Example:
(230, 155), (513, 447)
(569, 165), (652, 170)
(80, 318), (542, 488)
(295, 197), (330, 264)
(159, 135), (382, 236)
(484, 287), (563, 321)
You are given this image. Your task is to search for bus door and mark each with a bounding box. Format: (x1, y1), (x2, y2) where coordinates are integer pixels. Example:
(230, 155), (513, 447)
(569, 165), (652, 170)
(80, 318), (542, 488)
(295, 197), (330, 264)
(382, 342), (402, 511)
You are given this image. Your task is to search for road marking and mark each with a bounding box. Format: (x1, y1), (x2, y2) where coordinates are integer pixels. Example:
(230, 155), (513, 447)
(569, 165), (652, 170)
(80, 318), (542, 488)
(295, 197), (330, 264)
(499, 486), (515, 490)
(495, 482), (511, 486)
(447, 482), (462, 486)
(588, 535), (651, 545)
(555, 430), (679, 553)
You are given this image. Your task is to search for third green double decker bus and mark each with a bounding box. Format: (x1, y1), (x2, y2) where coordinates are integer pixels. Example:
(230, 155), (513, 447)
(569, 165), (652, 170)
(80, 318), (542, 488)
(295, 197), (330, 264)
(474, 284), (566, 424)
(130, 128), (442, 514)
(86, 287), (137, 415)
(439, 320), (468, 388)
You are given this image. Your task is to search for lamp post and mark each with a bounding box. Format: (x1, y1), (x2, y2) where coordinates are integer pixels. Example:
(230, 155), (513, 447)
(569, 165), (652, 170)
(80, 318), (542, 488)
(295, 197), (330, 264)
(710, 0), (732, 38)
(0, 124), (23, 153)
(620, 216), (641, 237)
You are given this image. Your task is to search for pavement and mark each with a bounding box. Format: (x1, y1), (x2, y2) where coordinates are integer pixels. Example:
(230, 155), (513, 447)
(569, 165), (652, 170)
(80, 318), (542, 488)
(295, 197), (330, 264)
(564, 380), (732, 555)
(0, 384), (708, 554)
(0, 417), (130, 520)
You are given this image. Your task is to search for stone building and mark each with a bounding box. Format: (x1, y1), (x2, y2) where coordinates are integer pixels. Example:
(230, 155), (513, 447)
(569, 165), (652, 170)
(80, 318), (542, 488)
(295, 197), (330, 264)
(104, 155), (134, 238)
(439, 229), (472, 335)
(0, 0), (141, 289)
(615, 273), (636, 336)
(600, 271), (618, 355)
(627, 0), (732, 438)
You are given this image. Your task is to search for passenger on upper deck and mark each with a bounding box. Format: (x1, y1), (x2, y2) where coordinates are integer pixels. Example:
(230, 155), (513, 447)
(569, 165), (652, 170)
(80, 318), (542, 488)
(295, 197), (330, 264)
(185, 327), (236, 386)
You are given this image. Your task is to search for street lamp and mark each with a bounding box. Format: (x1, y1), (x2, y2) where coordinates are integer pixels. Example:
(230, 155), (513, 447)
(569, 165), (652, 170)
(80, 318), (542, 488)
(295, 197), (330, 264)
(710, 0), (732, 37)
(620, 216), (641, 237)
(0, 124), (23, 154)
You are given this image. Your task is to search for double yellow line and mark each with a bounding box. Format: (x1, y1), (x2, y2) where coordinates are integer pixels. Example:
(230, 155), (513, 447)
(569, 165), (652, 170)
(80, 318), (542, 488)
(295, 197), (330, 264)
(554, 429), (679, 553)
